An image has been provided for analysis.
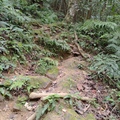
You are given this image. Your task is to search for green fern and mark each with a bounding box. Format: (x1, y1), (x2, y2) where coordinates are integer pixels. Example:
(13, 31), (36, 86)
(9, 77), (30, 90)
(83, 19), (117, 29)
(40, 38), (70, 54)
(90, 54), (120, 89)
(35, 57), (58, 75)
(107, 15), (120, 25)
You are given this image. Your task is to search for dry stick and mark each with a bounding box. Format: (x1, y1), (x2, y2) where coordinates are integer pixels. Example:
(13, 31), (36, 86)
(74, 31), (87, 58)
(29, 92), (94, 102)
(42, 96), (94, 102)
(29, 92), (68, 99)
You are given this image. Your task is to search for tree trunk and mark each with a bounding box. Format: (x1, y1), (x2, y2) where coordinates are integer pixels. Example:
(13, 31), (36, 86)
(65, 0), (79, 23)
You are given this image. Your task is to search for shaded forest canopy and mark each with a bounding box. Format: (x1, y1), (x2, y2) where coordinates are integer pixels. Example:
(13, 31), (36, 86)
(0, 0), (120, 119)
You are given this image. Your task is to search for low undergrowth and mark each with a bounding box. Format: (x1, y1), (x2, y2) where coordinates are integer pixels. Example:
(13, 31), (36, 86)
(0, 0), (70, 77)
(0, 76), (39, 98)
(35, 57), (58, 75)
(73, 17), (120, 89)
(72, 17), (120, 117)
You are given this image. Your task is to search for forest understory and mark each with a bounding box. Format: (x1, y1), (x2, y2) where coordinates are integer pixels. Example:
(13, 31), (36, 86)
(0, 0), (120, 120)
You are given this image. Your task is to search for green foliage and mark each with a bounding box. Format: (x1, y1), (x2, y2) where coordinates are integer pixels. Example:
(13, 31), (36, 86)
(2, 77), (39, 94)
(0, 0), (62, 76)
(0, 87), (12, 98)
(78, 19), (120, 89)
(0, 76), (49, 98)
(0, 0), (42, 74)
(35, 57), (58, 75)
(105, 89), (120, 112)
(17, 96), (28, 105)
(107, 15), (120, 25)
(37, 9), (58, 24)
(90, 54), (120, 89)
(35, 93), (95, 120)
(39, 38), (70, 54)
(74, 20), (118, 53)
(40, 49), (57, 57)
(80, 20), (117, 39)
(9, 78), (28, 90)
(35, 94), (83, 120)
(36, 94), (60, 120)
(0, 56), (16, 72)
(106, 30), (120, 55)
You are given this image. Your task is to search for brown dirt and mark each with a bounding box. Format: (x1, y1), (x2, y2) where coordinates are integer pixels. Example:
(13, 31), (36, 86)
(0, 56), (116, 120)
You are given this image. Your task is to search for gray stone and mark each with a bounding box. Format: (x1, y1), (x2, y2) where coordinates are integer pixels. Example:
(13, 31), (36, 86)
(46, 67), (59, 80)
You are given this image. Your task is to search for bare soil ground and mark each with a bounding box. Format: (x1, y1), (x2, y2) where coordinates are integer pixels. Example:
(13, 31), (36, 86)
(0, 56), (116, 120)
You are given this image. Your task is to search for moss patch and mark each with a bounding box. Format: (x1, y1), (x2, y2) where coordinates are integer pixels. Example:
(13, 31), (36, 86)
(42, 111), (61, 120)
(65, 109), (95, 120)
(64, 109), (81, 120)
(81, 114), (96, 120)
(28, 76), (52, 89)
(46, 66), (59, 80)
(7, 75), (52, 93)
(42, 108), (96, 120)
(61, 77), (76, 90)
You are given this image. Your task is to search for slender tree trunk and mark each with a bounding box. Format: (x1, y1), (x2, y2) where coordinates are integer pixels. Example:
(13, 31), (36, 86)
(65, 0), (79, 23)
(86, 0), (92, 19)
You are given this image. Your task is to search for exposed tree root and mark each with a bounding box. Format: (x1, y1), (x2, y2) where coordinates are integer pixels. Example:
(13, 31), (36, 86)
(28, 92), (95, 120)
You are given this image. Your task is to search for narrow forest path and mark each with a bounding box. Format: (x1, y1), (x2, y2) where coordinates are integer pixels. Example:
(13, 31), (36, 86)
(0, 22), (113, 120)
(0, 55), (109, 120)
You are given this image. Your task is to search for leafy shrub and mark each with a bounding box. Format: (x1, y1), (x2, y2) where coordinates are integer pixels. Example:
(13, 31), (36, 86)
(37, 9), (58, 24)
(89, 54), (120, 89)
(107, 15), (120, 25)
(39, 38), (70, 54)
(0, 87), (12, 98)
(77, 19), (120, 90)
(105, 89), (120, 112)
(76, 20), (118, 53)
(1, 76), (40, 96)
(36, 94), (61, 120)
(0, 56), (16, 73)
(0, 0), (42, 74)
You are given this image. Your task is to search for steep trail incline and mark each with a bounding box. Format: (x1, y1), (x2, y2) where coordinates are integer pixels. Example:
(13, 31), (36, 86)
(0, 56), (97, 120)
(0, 55), (110, 120)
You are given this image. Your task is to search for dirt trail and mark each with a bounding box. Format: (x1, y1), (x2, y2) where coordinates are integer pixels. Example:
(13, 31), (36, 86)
(46, 57), (88, 93)
(0, 56), (107, 120)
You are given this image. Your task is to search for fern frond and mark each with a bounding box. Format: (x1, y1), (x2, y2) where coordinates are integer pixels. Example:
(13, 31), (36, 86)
(81, 20), (117, 32)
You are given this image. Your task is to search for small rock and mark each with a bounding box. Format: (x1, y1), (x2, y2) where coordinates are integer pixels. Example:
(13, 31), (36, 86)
(46, 67), (59, 80)
(24, 102), (33, 111)
(62, 109), (67, 112)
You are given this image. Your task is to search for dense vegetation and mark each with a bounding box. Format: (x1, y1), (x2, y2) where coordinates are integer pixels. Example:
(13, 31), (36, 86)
(0, 0), (120, 119)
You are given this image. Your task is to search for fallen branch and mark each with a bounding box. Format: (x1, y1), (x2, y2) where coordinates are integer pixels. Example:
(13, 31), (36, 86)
(74, 31), (89, 58)
(28, 93), (95, 120)
(29, 92), (68, 99)
(29, 92), (94, 102)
